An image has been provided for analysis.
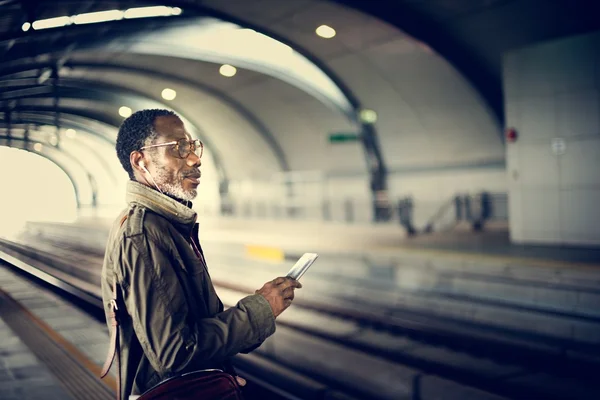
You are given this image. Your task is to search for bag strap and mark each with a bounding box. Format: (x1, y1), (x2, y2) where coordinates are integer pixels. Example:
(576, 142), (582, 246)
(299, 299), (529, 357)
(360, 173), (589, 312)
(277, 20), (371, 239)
(101, 214), (128, 400)
(101, 277), (121, 400)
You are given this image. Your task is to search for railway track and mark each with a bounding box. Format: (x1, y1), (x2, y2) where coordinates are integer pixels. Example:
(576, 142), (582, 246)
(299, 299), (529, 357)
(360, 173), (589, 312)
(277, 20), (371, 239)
(0, 244), (359, 400)
(1, 236), (600, 399)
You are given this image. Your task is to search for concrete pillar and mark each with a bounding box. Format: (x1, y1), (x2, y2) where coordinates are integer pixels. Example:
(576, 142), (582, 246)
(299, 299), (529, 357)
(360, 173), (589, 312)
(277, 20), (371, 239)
(503, 31), (600, 246)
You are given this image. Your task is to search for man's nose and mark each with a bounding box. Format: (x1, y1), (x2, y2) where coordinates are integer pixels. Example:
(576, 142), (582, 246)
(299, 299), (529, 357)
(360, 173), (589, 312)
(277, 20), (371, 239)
(186, 152), (201, 167)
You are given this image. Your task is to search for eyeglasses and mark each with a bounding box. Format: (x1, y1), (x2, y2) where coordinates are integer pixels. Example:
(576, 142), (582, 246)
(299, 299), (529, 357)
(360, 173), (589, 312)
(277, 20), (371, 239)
(139, 138), (203, 159)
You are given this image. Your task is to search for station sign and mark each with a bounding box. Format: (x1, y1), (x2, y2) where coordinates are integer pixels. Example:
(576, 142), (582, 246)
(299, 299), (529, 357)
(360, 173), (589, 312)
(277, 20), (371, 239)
(329, 132), (361, 143)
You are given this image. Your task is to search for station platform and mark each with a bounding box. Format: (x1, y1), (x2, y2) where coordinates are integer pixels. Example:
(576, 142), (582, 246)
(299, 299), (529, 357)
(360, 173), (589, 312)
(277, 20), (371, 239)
(64, 216), (600, 269)
(0, 263), (115, 400)
(0, 311), (74, 400)
(0, 216), (599, 400)
(384, 225), (600, 266)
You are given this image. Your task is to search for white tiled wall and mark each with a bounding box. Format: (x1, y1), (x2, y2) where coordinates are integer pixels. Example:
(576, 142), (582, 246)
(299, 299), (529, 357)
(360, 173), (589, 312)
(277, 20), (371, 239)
(504, 31), (600, 246)
(560, 138), (600, 187)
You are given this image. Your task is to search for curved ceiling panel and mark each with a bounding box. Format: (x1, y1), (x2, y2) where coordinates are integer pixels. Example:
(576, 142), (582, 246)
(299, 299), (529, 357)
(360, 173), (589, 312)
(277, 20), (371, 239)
(57, 129), (117, 184)
(0, 8), (375, 188)
(57, 53), (362, 176)
(1, 53), (361, 178)
(0, 81), (225, 182)
(3, 111), (118, 143)
(201, 0), (505, 170)
(64, 54), (359, 177)
(327, 50), (504, 169)
(224, 75), (361, 175)
(57, 62), (287, 178)
(55, 134), (121, 203)
(2, 104), (224, 202)
(75, 17), (354, 117)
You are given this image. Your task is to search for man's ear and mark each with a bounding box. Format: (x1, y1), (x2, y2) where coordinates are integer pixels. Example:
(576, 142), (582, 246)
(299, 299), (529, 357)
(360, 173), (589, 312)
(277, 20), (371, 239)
(130, 151), (146, 173)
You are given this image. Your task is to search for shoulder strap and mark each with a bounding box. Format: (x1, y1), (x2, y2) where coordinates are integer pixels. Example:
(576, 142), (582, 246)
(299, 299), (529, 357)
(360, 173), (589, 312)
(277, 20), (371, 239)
(101, 277), (121, 400)
(101, 214), (128, 400)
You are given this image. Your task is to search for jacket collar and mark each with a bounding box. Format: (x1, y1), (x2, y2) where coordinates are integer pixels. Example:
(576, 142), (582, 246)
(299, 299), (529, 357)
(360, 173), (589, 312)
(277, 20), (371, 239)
(126, 180), (197, 229)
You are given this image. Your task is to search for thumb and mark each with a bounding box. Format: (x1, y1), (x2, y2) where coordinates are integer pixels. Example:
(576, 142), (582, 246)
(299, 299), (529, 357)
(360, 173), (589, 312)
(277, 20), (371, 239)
(235, 376), (247, 386)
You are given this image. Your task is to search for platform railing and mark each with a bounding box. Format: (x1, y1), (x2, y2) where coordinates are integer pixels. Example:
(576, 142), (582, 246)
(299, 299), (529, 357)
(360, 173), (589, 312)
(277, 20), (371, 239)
(213, 192), (508, 233)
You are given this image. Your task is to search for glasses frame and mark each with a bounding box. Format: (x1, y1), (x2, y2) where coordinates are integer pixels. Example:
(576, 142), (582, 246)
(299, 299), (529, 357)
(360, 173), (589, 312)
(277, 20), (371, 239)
(139, 138), (203, 159)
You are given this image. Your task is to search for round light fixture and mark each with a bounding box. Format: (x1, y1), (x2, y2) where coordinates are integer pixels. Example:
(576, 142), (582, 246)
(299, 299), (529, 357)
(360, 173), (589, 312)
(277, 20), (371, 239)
(65, 128), (77, 138)
(219, 64), (237, 77)
(161, 88), (177, 101)
(22, 22), (31, 32)
(49, 136), (58, 146)
(316, 25), (336, 39)
(359, 109), (378, 124)
(33, 143), (43, 152)
(119, 106), (132, 118)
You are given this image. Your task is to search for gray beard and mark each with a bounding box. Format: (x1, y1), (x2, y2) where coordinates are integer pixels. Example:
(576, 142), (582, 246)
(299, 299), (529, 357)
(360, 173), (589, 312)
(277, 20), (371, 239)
(154, 164), (198, 201)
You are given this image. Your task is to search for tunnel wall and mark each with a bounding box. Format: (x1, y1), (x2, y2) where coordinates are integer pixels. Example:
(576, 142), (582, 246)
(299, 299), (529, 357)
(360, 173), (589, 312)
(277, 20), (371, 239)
(504, 30), (600, 246)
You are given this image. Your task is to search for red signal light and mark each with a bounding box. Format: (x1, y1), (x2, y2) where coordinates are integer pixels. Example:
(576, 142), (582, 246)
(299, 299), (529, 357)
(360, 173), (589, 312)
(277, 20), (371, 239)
(506, 128), (518, 142)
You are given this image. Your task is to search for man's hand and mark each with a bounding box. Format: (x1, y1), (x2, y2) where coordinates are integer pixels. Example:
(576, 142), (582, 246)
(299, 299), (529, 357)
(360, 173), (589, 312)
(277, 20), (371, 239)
(235, 376), (246, 386)
(255, 277), (302, 318)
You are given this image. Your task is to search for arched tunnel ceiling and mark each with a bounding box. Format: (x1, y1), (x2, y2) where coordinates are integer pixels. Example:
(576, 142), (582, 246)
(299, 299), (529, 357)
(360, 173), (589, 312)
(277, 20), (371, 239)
(0, 115), (126, 205)
(0, 86), (225, 190)
(0, 68), (244, 180)
(194, 0), (600, 122)
(0, 57), (356, 178)
(333, 0), (600, 118)
(1, 0), (597, 196)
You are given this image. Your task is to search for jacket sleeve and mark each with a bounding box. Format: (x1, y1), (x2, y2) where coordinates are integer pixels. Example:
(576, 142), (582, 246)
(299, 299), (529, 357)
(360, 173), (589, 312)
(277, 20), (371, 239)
(117, 233), (276, 379)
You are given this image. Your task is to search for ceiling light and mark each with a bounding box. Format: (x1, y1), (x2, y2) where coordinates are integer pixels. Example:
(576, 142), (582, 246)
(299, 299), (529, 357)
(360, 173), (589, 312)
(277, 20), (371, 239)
(161, 88), (177, 101)
(33, 143), (43, 152)
(124, 6), (172, 19)
(359, 109), (377, 124)
(316, 25), (336, 39)
(32, 16), (71, 30)
(73, 10), (124, 25)
(58, 66), (72, 77)
(49, 136), (58, 146)
(37, 68), (52, 84)
(26, 7), (181, 32)
(119, 106), (132, 118)
(219, 64), (237, 77)
(65, 128), (77, 138)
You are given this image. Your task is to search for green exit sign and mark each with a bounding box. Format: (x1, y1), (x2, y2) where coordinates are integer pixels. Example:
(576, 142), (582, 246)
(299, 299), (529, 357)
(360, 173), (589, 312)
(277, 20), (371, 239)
(329, 132), (361, 143)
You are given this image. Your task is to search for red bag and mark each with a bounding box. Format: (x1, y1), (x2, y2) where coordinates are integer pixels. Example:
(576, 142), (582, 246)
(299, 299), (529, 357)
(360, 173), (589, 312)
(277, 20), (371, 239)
(136, 369), (243, 400)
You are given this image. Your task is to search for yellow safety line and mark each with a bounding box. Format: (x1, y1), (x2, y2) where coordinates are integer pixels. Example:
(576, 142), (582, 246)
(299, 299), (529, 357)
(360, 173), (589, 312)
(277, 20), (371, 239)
(242, 239), (599, 270)
(245, 245), (284, 262)
(0, 286), (117, 392)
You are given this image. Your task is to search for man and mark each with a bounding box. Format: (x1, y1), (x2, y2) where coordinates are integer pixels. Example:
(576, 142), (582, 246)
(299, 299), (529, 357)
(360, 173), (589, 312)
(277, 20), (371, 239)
(101, 109), (301, 399)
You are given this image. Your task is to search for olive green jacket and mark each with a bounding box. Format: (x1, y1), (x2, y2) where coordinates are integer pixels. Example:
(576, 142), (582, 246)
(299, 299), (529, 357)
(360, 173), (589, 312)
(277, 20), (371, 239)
(101, 181), (276, 399)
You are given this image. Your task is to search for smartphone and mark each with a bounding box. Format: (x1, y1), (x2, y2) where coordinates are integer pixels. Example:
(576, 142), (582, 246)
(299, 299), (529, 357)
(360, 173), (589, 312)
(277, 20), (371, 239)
(286, 253), (319, 281)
